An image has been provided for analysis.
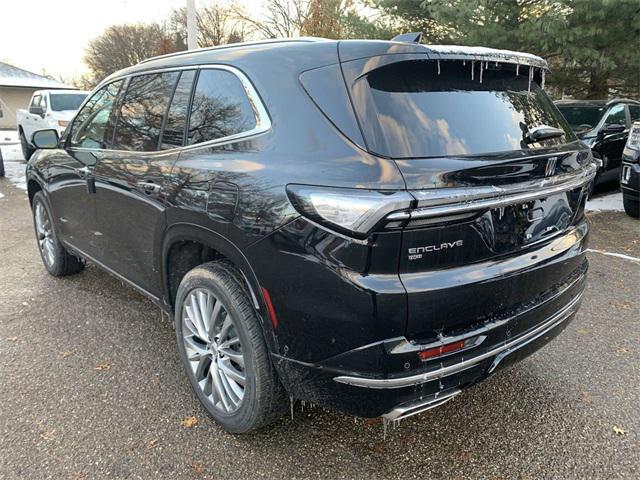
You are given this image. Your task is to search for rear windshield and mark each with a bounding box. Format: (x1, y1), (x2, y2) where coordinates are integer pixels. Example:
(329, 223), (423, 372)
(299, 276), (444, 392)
(352, 60), (575, 158)
(556, 105), (606, 131)
(50, 93), (88, 111)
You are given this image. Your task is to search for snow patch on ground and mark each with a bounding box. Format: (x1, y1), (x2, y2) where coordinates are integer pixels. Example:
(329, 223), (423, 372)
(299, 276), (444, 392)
(0, 129), (19, 145)
(0, 142), (27, 192)
(585, 192), (624, 213)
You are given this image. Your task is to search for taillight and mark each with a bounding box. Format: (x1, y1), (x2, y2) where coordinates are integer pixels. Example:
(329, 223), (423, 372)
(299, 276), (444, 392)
(623, 122), (640, 162)
(286, 185), (412, 238)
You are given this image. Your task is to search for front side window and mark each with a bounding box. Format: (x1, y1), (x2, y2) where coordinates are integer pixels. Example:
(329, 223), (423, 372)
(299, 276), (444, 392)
(69, 80), (123, 149)
(112, 72), (180, 151)
(50, 93), (88, 112)
(604, 104), (627, 127)
(187, 69), (257, 145)
(160, 70), (196, 149)
(352, 60), (576, 158)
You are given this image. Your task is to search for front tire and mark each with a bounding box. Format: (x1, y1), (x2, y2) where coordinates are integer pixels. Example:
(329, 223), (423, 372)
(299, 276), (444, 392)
(20, 131), (35, 161)
(175, 261), (287, 433)
(32, 191), (84, 276)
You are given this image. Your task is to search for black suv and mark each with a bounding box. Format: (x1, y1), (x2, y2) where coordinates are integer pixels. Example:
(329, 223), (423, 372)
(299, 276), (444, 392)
(26, 39), (596, 433)
(555, 99), (640, 185)
(621, 121), (640, 217)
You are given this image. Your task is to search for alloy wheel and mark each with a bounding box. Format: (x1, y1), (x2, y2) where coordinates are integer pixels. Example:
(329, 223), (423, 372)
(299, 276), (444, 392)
(35, 202), (55, 267)
(181, 288), (246, 413)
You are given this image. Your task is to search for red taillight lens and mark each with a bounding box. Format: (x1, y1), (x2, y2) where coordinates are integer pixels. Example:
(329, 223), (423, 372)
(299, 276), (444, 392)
(418, 340), (467, 361)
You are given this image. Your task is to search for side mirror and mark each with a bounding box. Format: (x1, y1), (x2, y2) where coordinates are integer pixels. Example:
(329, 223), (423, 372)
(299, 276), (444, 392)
(601, 123), (626, 135)
(32, 129), (59, 149)
(29, 106), (44, 117)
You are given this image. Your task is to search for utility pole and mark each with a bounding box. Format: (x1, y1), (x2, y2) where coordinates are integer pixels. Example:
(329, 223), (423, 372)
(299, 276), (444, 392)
(187, 0), (197, 50)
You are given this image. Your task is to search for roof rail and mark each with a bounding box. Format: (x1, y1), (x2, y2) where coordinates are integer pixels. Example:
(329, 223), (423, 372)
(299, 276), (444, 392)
(138, 38), (324, 65)
(606, 97), (640, 106)
(391, 32), (423, 44)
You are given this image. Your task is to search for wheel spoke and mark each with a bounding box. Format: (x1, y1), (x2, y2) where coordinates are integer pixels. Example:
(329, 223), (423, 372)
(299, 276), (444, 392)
(218, 313), (233, 341)
(218, 358), (245, 386)
(197, 290), (213, 336)
(184, 336), (208, 362)
(219, 345), (244, 367)
(210, 361), (231, 412)
(186, 296), (208, 342)
(218, 366), (240, 406)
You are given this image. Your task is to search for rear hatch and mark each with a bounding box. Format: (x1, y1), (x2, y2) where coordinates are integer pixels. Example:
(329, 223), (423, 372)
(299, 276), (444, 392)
(339, 45), (594, 341)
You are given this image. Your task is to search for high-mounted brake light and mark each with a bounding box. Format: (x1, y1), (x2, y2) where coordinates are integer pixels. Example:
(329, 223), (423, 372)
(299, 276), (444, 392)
(286, 185), (413, 238)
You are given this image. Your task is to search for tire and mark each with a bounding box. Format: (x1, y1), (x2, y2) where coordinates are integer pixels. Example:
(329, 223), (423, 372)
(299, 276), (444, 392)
(175, 261), (287, 433)
(623, 195), (640, 218)
(32, 191), (84, 276)
(0, 148), (4, 177)
(20, 130), (35, 161)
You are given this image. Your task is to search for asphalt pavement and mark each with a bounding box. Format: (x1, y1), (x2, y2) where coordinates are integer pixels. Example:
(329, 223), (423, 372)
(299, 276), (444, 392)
(1, 162), (638, 479)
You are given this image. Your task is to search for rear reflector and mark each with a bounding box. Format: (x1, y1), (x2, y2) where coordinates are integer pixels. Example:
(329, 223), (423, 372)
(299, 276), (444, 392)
(261, 287), (279, 330)
(418, 340), (467, 361)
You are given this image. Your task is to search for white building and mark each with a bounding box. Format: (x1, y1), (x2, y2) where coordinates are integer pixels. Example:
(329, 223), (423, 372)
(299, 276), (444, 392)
(0, 62), (73, 129)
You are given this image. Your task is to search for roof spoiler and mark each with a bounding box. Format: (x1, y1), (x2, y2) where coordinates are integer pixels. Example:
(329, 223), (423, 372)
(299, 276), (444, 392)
(391, 32), (422, 44)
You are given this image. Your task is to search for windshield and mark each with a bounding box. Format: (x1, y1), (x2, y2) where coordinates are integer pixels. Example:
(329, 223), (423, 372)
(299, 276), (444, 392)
(50, 93), (88, 112)
(352, 60), (576, 158)
(556, 105), (606, 131)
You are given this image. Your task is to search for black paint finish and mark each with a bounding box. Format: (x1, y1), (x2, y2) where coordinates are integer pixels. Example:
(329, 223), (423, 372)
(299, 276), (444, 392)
(26, 39), (593, 418)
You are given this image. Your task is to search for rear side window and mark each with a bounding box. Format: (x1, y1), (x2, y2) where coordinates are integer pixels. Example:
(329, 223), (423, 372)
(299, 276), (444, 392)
(50, 93), (88, 112)
(113, 71), (180, 151)
(187, 69), (256, 145)
(69, 80), (123, 149)
(352, 60), (575, 158)
(630, 105), (640, 122)
(160, 70), (196, 149)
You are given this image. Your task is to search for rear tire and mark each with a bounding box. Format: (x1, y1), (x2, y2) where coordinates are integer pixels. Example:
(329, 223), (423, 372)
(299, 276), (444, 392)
(20, 131), (35, 161)
(623, 195), (640, 218)
(32, 191), (84, 276)
(175, 261), (287, 433)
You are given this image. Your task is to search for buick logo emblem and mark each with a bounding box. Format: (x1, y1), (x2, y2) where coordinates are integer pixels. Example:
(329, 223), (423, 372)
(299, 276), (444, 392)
(545, 157), (558, 177)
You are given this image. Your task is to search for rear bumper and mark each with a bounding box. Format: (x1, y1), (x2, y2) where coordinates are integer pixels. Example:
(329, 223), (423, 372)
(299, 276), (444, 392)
(272, 262), (586, 417)
(334, 287), (582, 390)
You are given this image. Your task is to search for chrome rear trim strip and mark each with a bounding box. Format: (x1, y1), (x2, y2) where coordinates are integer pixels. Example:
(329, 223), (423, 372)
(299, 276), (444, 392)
(388, 162), (597, 221)
(334, 291), (583, 389)
(382, 388), (462, 421)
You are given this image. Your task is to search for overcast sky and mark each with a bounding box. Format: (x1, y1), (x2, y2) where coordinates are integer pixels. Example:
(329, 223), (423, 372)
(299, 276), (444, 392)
(1, 0), (259, 81)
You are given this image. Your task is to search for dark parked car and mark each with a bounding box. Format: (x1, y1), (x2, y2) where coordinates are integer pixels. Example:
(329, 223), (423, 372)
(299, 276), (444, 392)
(621, 121), (640, 217)
(25, 38), (597, 433)
(555, 99), (640, 186)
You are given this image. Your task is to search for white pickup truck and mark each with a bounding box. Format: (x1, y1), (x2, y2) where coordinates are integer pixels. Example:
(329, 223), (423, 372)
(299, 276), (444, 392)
(16, 89), (88, 159)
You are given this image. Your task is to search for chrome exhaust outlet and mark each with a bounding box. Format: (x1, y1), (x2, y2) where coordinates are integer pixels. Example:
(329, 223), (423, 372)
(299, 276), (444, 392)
(382, 388), (461, 421)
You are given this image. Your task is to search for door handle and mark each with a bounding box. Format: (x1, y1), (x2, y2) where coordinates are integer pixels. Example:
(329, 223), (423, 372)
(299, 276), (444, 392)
(138, 181), (162, 194)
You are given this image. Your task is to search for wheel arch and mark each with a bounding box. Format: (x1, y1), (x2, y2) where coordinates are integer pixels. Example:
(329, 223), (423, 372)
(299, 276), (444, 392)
(161, 223), (278, 350)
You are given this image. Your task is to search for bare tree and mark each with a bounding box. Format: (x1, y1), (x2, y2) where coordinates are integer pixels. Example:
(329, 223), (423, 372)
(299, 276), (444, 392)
(234, 0), (309, 38)
(234, 0), (374, 40)
(168, 2), (247, 48)
(84, 23), (180, 82)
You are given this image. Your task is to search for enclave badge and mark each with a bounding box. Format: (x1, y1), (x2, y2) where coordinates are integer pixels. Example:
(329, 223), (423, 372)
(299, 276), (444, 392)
(408, 240), (464, 260)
